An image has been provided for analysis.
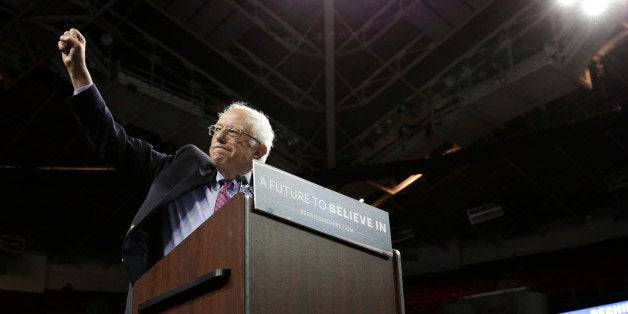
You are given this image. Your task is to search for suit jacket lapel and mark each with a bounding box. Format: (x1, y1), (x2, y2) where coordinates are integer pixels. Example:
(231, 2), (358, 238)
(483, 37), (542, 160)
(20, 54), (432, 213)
(129, 158), (215, 232)
(153, 163), (215, 211)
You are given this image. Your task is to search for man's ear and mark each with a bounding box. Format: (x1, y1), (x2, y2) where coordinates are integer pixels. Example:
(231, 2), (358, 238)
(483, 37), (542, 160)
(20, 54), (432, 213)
(253, 145), (268, 159)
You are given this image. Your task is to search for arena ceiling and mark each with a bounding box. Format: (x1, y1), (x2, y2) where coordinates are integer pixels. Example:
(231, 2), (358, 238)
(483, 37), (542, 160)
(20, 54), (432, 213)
(1, 0), (628, 274)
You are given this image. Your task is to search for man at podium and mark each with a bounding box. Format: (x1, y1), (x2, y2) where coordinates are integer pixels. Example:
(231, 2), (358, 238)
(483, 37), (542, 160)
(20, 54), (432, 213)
(58, 28), (275, 313)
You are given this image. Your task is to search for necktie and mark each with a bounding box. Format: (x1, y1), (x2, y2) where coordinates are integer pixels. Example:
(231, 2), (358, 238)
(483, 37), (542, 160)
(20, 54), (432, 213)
(214, 180), (234, 213)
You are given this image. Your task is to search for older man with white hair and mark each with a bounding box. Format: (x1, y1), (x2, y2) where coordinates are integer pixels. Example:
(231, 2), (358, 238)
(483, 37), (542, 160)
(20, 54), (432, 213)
(58, 28), (275, 313)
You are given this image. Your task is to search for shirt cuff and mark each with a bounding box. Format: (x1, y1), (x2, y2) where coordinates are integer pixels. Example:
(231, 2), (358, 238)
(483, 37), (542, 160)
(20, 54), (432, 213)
(73, 83), (94, 96)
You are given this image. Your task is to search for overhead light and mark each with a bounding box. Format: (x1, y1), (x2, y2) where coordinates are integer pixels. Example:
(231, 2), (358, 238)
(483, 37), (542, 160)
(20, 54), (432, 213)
(581, 0), (610, 16)
(368, 173), (423, 195)
(443, 143), (461, 155)
(556, 0), (619, 16)
(556, 0), (577, 5)
(467, 203), (504, 224)
(368, 173), (423, 207)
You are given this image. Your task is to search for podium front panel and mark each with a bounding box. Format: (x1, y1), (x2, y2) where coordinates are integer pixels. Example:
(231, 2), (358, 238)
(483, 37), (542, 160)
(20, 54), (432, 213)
(247, 206), (397, 314)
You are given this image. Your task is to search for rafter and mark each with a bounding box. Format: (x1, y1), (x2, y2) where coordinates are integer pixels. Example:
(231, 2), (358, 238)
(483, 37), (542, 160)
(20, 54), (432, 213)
(225, 0), (323, 57)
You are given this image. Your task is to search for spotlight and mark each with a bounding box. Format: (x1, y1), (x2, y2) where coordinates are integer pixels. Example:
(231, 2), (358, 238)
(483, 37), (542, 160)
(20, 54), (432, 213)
(581, 0), (610, 16)
(557, 0), (577, 5)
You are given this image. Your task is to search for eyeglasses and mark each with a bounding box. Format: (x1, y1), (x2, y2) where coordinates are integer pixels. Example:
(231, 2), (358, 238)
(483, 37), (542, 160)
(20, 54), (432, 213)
(208, 125), (260, 144)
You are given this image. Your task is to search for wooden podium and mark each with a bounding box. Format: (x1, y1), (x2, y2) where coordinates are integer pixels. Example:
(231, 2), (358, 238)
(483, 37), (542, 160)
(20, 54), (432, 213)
(132, 193), (404, 313)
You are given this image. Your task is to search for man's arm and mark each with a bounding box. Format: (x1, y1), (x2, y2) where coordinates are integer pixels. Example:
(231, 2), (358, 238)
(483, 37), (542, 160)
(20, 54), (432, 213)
(60, 28), (172, 183)
(58, 28), (93, 90)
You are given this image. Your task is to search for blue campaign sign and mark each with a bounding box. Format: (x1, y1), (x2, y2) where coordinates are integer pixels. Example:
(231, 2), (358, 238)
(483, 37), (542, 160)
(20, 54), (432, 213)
(253, 161), (393, 257)
(559, 300), (628, 314)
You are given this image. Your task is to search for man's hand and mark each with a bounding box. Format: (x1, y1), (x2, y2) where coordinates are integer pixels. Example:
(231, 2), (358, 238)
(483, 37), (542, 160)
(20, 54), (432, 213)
(58, 28), (93, 90)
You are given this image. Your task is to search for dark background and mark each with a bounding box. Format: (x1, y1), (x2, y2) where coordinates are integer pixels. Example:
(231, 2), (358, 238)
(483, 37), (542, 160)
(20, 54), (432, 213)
(1, 0), (628, 313)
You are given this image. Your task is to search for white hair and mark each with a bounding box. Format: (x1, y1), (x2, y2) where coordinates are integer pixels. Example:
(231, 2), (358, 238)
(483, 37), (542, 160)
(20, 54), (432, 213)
(219, 102), (275, 163)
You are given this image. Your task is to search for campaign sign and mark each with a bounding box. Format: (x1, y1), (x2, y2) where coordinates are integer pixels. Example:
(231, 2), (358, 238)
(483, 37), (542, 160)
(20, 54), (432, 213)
(559, 300), (628, 314)
(253, 160), (393, 257)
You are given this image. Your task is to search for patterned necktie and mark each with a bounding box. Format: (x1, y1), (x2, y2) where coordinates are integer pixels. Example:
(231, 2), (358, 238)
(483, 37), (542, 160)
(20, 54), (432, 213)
(214, 180), (234, 213)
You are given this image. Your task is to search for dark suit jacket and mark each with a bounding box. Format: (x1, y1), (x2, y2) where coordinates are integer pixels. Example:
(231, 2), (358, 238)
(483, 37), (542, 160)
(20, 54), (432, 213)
(68, 85), (217, 284)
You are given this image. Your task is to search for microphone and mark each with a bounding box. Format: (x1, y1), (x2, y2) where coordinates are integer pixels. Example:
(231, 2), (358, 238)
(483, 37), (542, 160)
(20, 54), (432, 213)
(235, 174), (252, 196)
